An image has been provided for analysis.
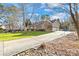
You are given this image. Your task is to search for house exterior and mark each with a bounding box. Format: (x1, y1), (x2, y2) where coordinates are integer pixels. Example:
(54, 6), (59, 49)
(30, 19), (61, 32)
(30, 20), (52, 32)
(51, 19), (61, 31)
(0, 22), (24, 32)
(0, 15), (24, 32)
(1, 18), (61, 32)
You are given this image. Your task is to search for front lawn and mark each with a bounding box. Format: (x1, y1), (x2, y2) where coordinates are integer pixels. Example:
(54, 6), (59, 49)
(0, 31), (49, 41)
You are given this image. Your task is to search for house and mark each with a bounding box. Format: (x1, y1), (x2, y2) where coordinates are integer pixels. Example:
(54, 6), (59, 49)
(0, 15), (24, 32)
(29, 19), (61, 32)
(0, 22), (24, 32)
(51, 19), (61, 31)
(30, 21), (51, 31)
(30, 20), (52, 32)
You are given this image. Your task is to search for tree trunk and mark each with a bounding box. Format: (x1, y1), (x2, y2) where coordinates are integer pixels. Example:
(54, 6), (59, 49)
(76, 26), (79, 40)
(69, 3), (79, 40)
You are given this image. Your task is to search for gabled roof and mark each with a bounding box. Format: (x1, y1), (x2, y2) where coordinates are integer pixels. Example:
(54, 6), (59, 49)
(51, 20), (56, 23)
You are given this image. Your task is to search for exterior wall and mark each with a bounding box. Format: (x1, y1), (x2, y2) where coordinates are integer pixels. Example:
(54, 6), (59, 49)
(52, 21), (60, 31)
(42, 21), (52, 32)
(52, 27), (60, 31)
(30, 21), (52, 32)
(32, 20), (60, 32)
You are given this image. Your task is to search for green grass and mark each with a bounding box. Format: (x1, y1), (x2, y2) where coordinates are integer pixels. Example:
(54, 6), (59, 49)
(0, 31), (49, 41)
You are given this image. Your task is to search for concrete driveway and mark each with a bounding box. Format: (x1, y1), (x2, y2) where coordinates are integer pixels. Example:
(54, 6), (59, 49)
(0, 31), (73, 56)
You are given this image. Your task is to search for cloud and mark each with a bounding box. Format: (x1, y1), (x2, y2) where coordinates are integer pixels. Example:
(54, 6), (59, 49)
(40, 3), (60, 9)
(56, 13), (66, 17)
(28, 13), (39, 16)
(47, 3), (60, 8)
(50, 13), (67, 21)
(44, 8), (53, 12)
(34, 13), (39, 16)
(27, 13), (39, 19)
(50, 16), (60, 19)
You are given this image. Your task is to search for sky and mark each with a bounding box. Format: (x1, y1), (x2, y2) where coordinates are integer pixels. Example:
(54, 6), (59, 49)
(2, 3), (70, 20)
(25, 3), (69, 20)
(0, 3), (79, 24)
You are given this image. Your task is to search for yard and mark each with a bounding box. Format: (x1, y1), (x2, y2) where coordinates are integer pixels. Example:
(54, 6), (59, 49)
(0, 31), (49, 41)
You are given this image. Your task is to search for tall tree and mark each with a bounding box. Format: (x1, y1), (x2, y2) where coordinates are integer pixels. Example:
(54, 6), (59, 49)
(69, 3), (79, 40)
(5, 5), (22, 31)
(59, 3), (79, 40)
(48, 3), (79, 40)
(21, 3), (35, 31)
(21, 3), (31, 31)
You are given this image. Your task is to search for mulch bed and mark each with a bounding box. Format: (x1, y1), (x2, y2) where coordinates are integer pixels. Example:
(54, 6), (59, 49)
(14, 32), (79, 56)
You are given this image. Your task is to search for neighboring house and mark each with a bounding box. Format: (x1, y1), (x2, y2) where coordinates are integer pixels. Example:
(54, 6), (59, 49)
(5, 24), (23, 31)
(0, 16), (24, 31)
(51, 19), (61, 31)
(0, 22), (24, 31)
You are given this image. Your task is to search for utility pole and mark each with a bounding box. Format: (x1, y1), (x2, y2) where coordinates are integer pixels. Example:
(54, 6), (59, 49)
(22, 3), (26, 31)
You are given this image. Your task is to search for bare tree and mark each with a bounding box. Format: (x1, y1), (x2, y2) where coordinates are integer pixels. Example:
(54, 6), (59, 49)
(48, 3), (79, 40)
(68, 3), (79, 40)
(5, 5), (22, 31)
(21, 3), (34, 31)
(61, 3), (79, 40)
